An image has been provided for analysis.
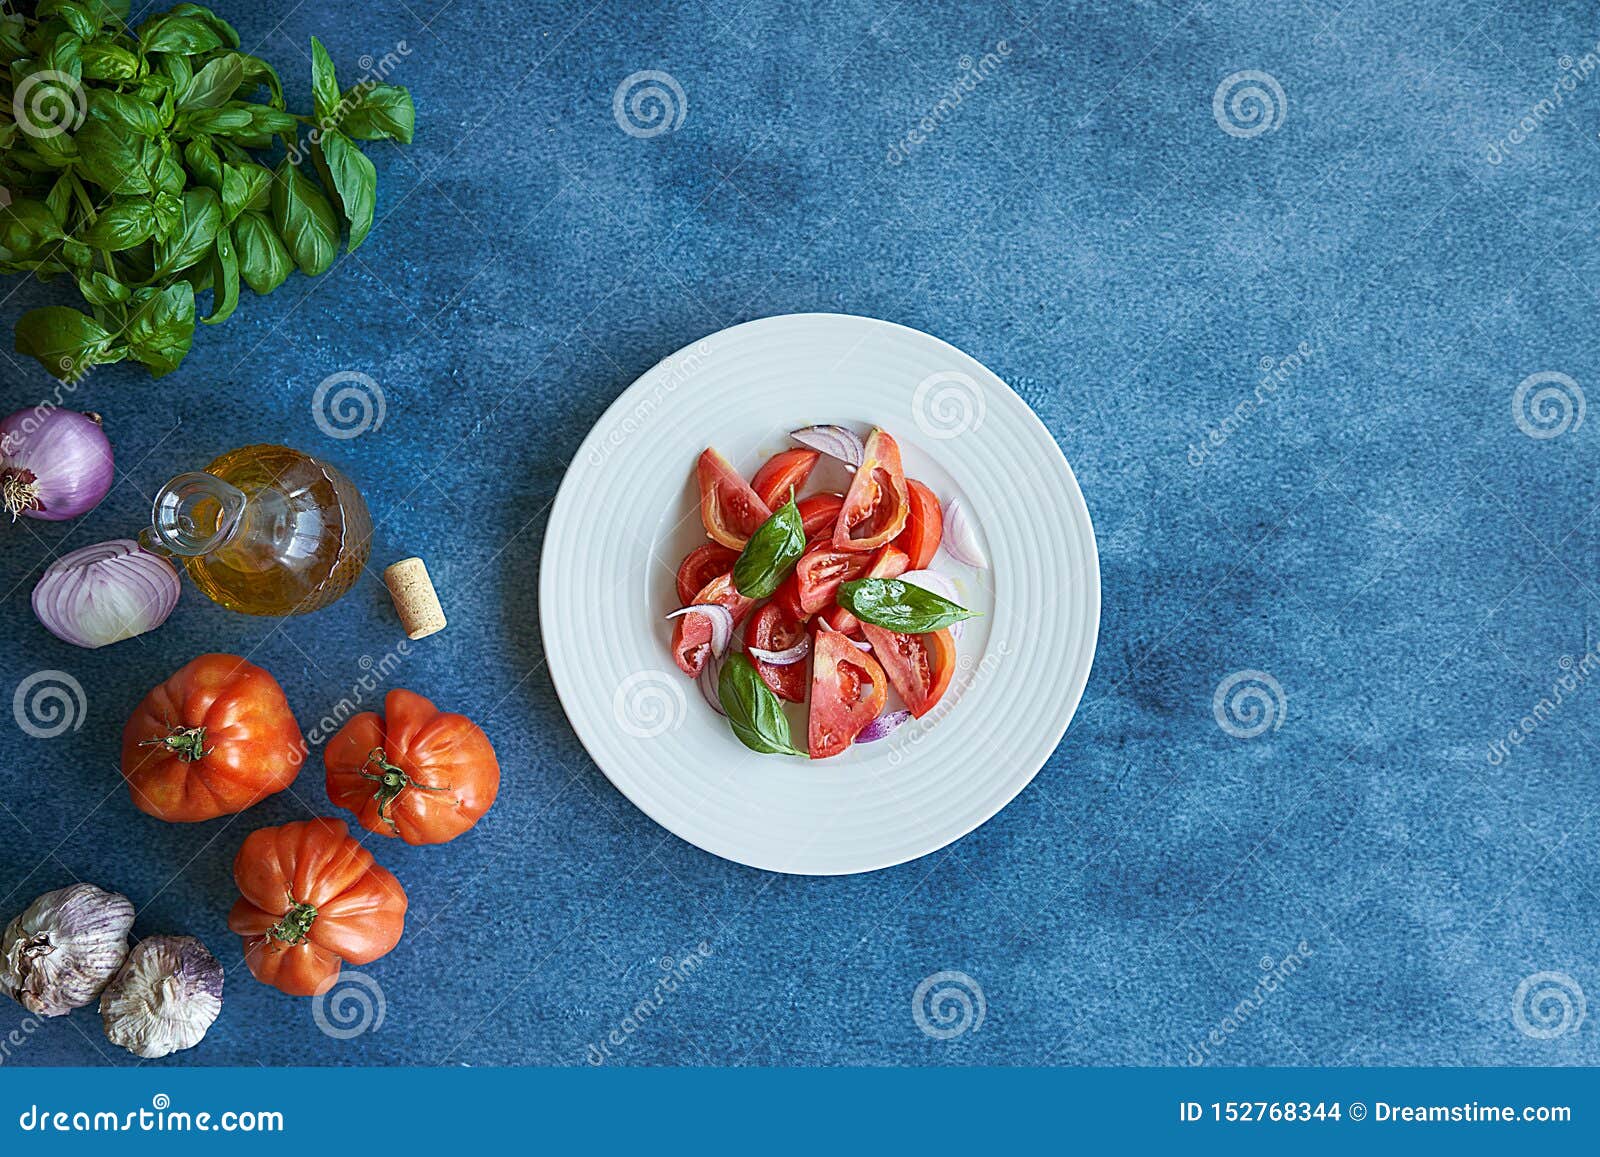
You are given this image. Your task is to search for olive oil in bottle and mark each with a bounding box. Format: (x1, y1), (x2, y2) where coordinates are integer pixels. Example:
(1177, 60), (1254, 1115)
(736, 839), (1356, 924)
(140, 444), (372, 616)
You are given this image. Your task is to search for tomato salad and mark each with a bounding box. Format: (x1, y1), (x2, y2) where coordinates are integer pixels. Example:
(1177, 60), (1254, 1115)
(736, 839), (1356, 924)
(666, 424), (984, 759)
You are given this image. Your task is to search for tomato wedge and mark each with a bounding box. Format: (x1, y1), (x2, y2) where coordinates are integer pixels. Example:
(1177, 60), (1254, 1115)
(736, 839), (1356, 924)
(676, 543), (738, 607)
(696, 449), (771, 549)
(671, 573), (754, 676)
(858, 625), (956, 718)
(832, 428), (910, 552)
(797, 493), (844, 540)
(827, 543), (908, 635)
(745, 602), (809, 702)
(795, 544), (872, 615)
(773, 571), (808, 622)
(751, 448), (820, 510)
(893, 479), (943, 570)
(808, 628), (889, 758)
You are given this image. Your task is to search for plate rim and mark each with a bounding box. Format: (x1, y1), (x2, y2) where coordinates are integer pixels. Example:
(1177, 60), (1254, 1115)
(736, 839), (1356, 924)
(538, 311), (1101, 875)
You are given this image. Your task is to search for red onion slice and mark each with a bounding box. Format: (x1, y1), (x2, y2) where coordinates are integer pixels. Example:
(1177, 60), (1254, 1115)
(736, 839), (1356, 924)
(856, 709), (912, 744)
(790, 425), (864, 469)
(665, 603), (734, 657)
(899, 569), (965, 641)
(697, 655), (727, 716)
(941, 497), (988, 569)
(747, 637), (810, 666)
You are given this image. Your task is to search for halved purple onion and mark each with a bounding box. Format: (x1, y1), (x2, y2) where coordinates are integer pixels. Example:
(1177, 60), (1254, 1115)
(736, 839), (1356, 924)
(856, 709), (912, 744)
(697, 655), (727, 716)
(941, 497), (987, 568)
(849, 637), (872, 653)
(747, 636), (810, 666)
(789, 425), (864, 469)
(666, 603), (734, 657)
(32, 539), (179, 648)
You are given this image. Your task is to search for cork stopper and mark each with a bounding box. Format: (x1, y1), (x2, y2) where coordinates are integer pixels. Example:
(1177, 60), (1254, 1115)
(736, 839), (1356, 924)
(384, 557), (446, 640)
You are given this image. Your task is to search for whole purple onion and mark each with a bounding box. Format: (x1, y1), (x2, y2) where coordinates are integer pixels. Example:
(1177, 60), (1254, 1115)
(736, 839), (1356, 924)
(0, 408), (114, 522)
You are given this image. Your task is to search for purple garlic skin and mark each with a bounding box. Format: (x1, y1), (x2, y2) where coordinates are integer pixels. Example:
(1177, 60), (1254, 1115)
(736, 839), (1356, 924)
(100, 935), (223, 1058)
(1, 884), (135, 1017)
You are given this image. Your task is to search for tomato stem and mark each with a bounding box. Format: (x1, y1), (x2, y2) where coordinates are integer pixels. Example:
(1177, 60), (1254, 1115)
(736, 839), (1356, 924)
(358, 747), (448, 835)
(269, 897), (317, 944)
(140, 724), (209, 762)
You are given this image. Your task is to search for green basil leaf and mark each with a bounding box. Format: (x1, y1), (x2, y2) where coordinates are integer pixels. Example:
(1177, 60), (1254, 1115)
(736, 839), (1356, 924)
(24, 130), (80, 169)
(0, 15), (27, 60)
(152, 186), (220, 275)
(233, 210), (291, 295)
(177, 51), (242, 110)
(87, 89), (163, 135)
(732, 492), (805, 599)
(124, 281), (194, 376)
(184, 101), (296, 143)
(718, 654), (807, 757)
(72, 118), (156, 194)
(309, 36), (338, 124)
(79, 42), (139, 81)
(78, 198), (157, 250)
(167, 4), (239, 49)
(836, 578), (979, 633)
(137, 14), (225, 55)
(271, 160), (339, 275)
(183, 135), (223, 191)
(43, 173), (73, 227)
(237, 53), (283, 108)
(202, 228), (238, 324)
(151, 152), (184, 195)
(315, 131), (376, 250)
(14, 306), (115, 379)
(340, 83), (414, 143)
(38, 1), (99, 42)
(76, 269), (129, 306)
(0, 198), (64, 262)
(151, 191), (183, 239)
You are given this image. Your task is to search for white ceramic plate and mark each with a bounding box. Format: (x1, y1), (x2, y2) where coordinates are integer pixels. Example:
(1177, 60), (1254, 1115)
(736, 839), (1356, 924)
(540, 314), (1099, 875)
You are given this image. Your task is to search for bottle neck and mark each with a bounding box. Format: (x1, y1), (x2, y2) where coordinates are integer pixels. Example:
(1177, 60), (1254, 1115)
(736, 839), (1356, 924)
(140, 472), (248, 558)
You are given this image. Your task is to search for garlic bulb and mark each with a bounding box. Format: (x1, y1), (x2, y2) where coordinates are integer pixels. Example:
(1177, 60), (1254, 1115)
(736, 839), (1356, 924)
(1, 884), (135, 1017)
(100, 935), (223, 1058)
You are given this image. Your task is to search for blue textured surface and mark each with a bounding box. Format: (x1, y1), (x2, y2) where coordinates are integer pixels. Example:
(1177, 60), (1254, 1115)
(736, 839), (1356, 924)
(2, 0), (1598, 1067)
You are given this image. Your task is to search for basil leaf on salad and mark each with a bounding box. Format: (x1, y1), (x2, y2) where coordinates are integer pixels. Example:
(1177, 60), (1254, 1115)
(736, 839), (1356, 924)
(718, 655), (806, 757)
(837, 578), (979, 633)
(732, 493), (805, 599)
